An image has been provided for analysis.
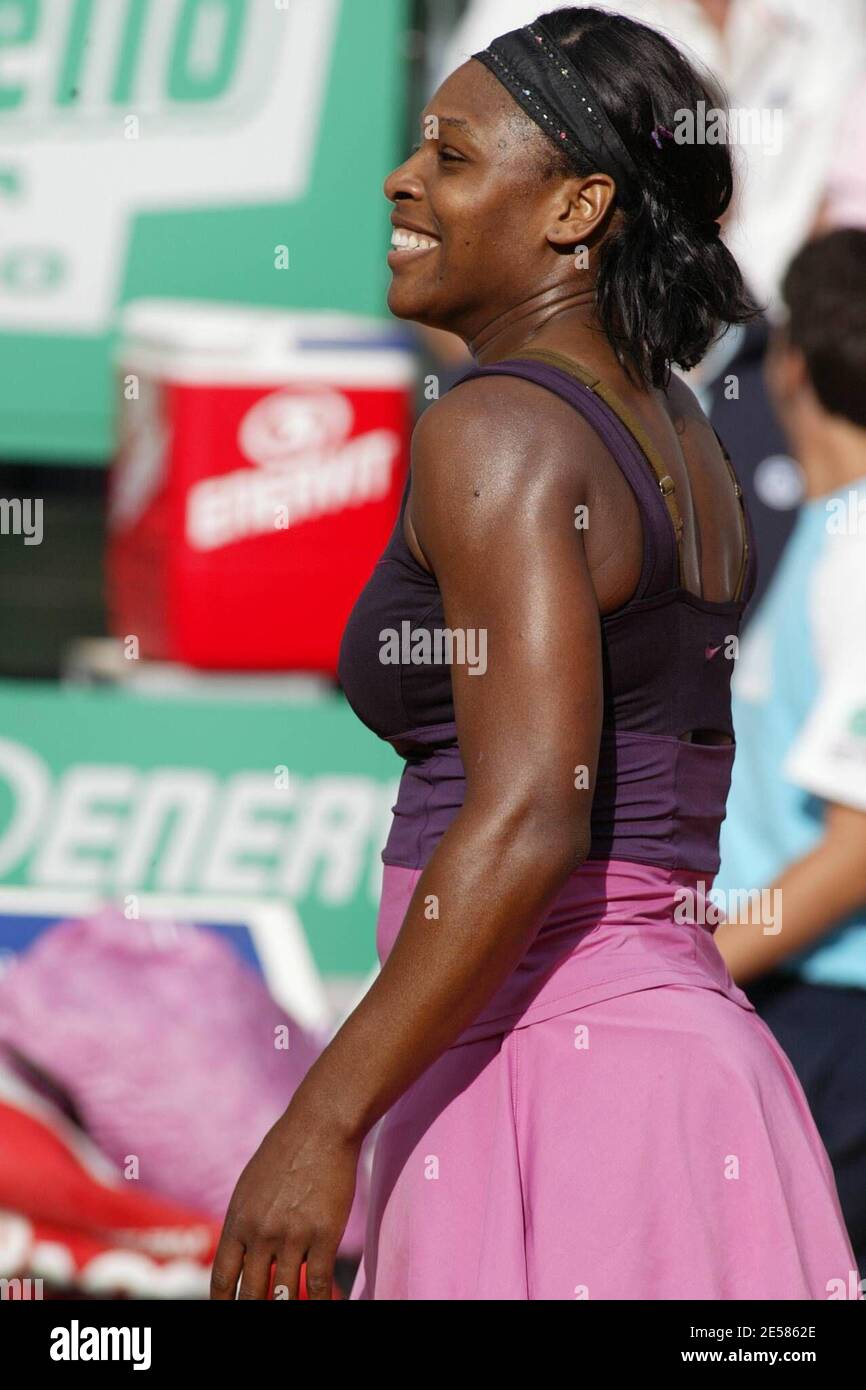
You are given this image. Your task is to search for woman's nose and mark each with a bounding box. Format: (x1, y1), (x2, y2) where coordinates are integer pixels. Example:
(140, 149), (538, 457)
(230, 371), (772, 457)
(383, 153), (424, 205)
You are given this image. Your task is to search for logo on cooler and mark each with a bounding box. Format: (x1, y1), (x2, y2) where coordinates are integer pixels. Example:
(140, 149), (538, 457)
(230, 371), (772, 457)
(239, 388), (354, 467)
(186, 386), (400, 550)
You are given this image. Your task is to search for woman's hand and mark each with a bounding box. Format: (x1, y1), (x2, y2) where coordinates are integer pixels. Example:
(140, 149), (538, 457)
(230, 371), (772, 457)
(210, 1090), (362, 1301)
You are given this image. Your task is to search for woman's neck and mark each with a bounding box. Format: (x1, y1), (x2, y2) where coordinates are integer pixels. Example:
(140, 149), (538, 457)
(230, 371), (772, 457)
(469, 298), (647, 399)
(797, 412), (866, 501)
(469, 291), (600, 367)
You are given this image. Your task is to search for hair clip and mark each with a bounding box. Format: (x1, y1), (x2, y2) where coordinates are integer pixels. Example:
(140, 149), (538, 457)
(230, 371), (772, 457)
(650, 124), (674, 150)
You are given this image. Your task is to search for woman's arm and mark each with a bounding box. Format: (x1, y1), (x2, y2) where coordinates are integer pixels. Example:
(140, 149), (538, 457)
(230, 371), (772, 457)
(304, 375), (604, 1128)
(211, 375), (605, 1300)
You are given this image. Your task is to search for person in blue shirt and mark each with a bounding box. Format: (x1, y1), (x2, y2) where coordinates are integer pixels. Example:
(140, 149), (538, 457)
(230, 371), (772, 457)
(714, 229), (866, 1278)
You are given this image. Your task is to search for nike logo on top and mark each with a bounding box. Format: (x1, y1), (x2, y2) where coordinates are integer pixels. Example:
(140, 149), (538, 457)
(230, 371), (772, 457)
(704, 644), (723, 660)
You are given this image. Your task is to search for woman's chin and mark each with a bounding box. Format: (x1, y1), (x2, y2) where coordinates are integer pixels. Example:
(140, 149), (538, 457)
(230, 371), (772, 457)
(386, 282), (439, 327)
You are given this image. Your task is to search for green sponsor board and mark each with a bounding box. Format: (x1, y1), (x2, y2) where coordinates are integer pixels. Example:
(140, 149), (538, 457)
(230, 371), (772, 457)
(0, 0), (407, 462)
(0, 680), (401, 974)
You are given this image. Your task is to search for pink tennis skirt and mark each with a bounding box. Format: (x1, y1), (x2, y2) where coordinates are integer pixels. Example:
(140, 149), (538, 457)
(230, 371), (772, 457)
(350, 859), (860, 1301)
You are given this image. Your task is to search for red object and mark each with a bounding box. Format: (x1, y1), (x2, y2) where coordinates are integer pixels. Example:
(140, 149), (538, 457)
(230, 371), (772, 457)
(0, 1089), (220, 1298)
(0, 1085), (337, 1299)
(107, 305), (414, 673)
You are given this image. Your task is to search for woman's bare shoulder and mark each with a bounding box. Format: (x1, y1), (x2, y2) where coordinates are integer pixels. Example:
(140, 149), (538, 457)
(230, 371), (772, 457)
(411, 369), (615, 492)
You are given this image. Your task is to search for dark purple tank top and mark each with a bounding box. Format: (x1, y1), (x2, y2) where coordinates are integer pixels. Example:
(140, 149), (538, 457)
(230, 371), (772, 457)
(337, 353), (758, 875)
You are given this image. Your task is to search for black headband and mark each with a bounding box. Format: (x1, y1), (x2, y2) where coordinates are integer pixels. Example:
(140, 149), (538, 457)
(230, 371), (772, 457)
(473, 21), (639, 208)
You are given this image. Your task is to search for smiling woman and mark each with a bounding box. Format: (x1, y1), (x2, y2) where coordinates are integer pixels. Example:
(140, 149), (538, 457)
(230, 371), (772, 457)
(211, 6), (860, 1303)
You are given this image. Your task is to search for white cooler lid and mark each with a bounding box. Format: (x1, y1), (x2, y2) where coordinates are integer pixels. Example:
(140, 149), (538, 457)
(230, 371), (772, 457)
(116, 299), (417, 386)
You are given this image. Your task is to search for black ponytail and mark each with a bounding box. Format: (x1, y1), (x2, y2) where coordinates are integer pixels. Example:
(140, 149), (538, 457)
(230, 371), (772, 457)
(537, 6), (760, 388)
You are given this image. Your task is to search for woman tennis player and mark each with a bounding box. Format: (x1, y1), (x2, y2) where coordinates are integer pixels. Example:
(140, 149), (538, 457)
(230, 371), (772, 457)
(212, 7), (858, 1300)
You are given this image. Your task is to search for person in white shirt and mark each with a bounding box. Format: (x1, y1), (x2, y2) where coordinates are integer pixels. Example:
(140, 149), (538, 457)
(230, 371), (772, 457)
(713, 229), (866, 1275)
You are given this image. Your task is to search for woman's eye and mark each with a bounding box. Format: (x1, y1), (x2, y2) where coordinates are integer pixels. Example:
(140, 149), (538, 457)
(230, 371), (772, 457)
(407, 140), (463, 163)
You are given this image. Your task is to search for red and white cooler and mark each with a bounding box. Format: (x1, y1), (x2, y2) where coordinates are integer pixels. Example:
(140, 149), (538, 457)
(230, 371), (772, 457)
(107, 301), (416, 673)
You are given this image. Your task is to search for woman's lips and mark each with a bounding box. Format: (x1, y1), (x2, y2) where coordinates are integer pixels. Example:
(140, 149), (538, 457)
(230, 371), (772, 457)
(388, 227), (440, 265)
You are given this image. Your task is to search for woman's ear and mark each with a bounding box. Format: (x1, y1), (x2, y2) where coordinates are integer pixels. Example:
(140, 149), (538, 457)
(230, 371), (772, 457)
(545, 173), (617, 250)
